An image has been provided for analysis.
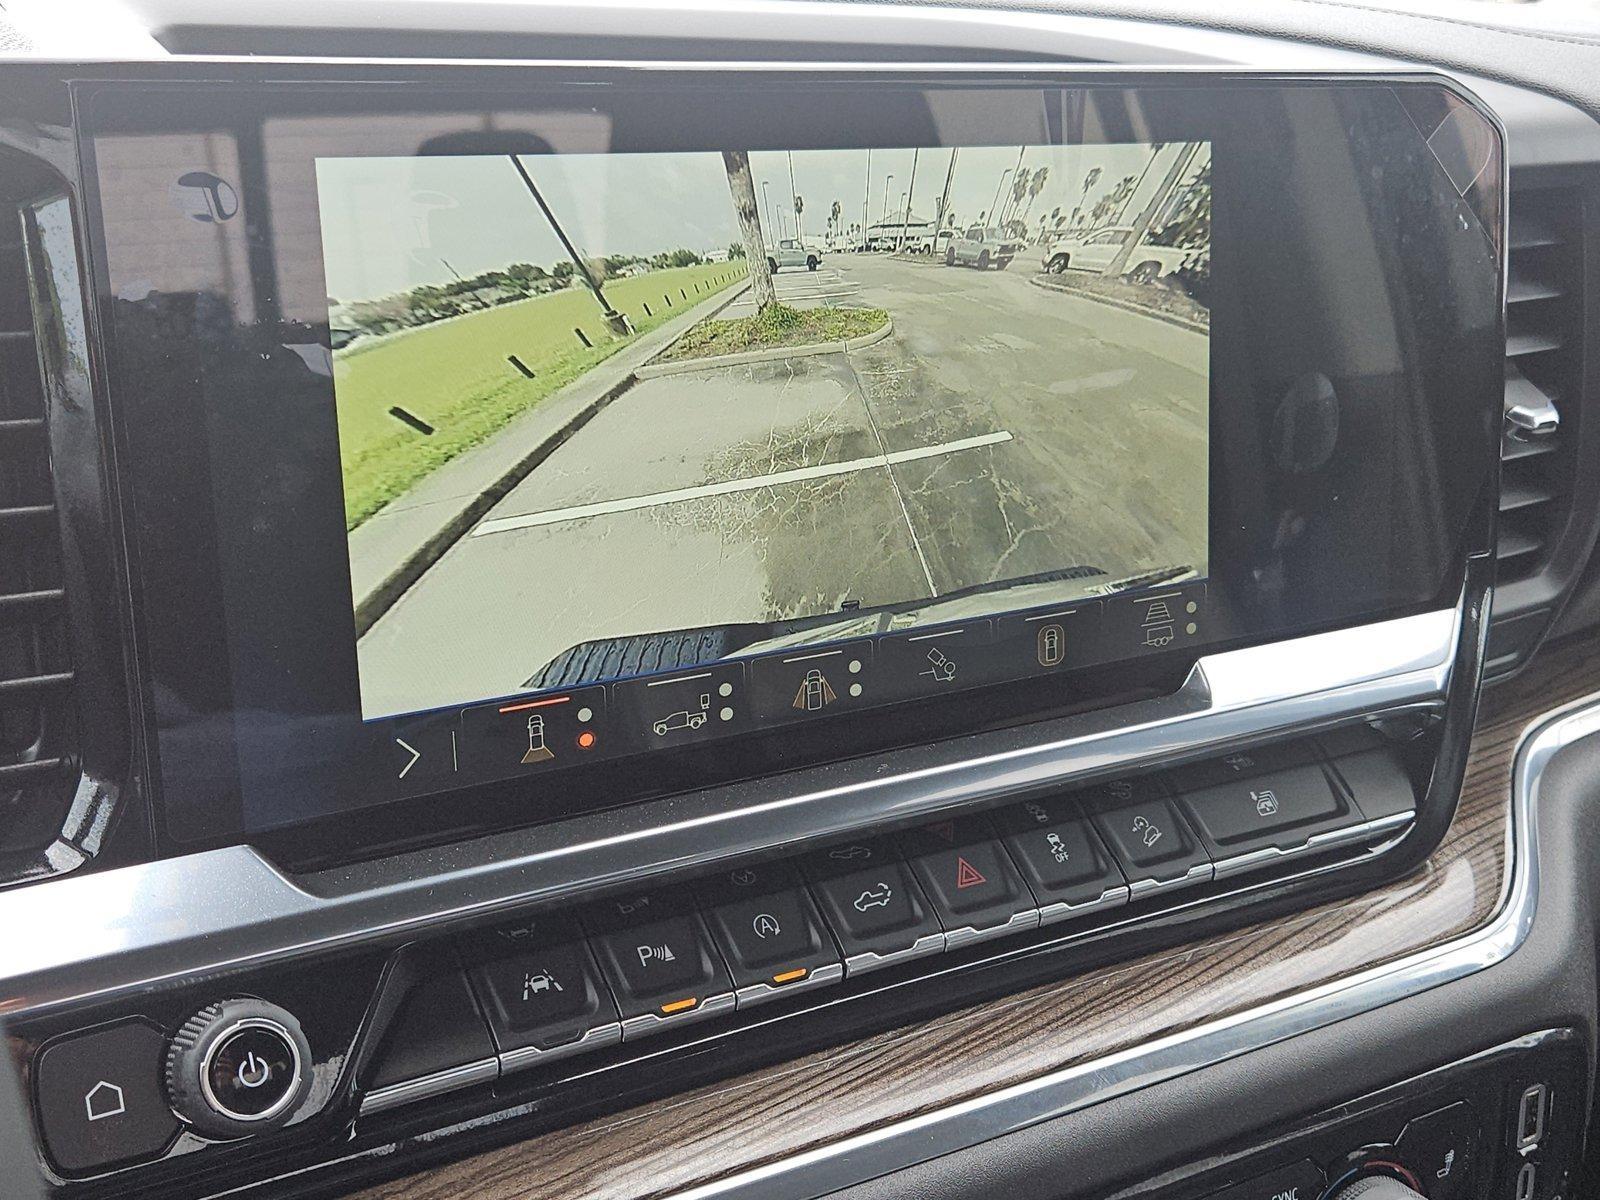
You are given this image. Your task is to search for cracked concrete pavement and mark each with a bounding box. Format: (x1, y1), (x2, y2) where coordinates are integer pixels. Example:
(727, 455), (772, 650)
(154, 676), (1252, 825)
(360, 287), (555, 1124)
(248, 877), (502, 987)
(356, 254), (1207, 718)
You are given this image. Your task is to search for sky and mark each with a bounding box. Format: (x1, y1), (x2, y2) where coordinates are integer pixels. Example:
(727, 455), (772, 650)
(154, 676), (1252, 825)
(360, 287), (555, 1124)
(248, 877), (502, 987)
(316, 140), (1204, 305)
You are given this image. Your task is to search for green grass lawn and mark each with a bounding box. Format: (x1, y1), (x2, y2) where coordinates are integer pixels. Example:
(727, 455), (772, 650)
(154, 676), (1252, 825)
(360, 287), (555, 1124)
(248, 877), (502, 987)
(336, 263), (745, 529)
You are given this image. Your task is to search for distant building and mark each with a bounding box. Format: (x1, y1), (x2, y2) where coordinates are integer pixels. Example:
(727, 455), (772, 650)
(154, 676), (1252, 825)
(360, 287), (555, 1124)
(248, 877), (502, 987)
(864, 209), (934, 250)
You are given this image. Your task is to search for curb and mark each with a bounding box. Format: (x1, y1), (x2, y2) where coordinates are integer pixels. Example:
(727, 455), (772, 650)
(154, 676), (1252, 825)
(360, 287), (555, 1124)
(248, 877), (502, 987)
(352, 277), (753, 636)
(1027, 274), (1210, 335)
(635, 317), (894, 379)
(353, 371), (640, 636)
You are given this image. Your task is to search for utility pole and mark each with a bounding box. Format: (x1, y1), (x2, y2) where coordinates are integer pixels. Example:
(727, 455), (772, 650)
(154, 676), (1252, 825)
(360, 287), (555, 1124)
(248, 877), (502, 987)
(761, 180), (776, 241)
(1117, 143), (1165, 226)
(896, 147), (920, 253)
(880, 173), (894, 250)
(1002, 146), (1026, 226)
(862, 149), (872, 252)
(787, 151), (802, 243)
(508, 156), (629, 335)
(987, 168), (1013, 232)
(934, 147), (959, 255)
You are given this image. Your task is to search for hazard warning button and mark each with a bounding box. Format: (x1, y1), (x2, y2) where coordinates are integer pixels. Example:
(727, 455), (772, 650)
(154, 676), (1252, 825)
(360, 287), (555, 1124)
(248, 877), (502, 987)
(900, 816), (1040, 950)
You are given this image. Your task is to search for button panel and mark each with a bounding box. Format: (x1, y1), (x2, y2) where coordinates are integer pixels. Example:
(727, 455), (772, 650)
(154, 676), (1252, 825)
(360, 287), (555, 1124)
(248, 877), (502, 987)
(300, 733), (1419, 1120)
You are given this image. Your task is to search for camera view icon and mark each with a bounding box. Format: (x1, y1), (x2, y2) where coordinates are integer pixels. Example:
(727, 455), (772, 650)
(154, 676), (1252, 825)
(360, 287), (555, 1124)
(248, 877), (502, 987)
(1036, 623), (1065, 667)
(521, 713), (555, 764)
(654, 694), (710, 737)
(920, 647), (957, 683)
(792, 668), (837, 712)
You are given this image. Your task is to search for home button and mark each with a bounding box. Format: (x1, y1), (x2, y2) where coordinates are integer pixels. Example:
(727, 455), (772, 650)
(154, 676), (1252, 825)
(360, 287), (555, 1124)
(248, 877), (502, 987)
(34, 1020), (181, 1174)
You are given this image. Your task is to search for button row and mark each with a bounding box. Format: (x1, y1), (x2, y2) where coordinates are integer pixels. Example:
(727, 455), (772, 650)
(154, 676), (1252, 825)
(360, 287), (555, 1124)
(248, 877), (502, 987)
(361, 729), (1417, 1111)
(390, 583), (1209, 792)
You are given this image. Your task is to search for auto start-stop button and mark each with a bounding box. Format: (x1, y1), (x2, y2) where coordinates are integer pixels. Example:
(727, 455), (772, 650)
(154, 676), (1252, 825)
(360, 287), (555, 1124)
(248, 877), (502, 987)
(165, 999), (312, 1139)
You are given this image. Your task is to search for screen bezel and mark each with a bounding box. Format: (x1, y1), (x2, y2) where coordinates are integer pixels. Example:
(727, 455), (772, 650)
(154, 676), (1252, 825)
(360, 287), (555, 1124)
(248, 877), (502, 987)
(72, 63), (1504, 866)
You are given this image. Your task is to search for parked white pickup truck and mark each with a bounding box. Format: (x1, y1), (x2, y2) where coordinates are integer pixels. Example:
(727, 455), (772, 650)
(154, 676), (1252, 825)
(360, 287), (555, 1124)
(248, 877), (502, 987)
(1040, 226), (1187, 283)
(766, 238), (821, 273)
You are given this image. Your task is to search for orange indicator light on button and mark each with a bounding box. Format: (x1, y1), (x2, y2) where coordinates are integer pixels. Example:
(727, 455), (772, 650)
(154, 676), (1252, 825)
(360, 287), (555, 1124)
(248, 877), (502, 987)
(660, 997), (699, 1015)
(576, 730), (597, 750)
(772, 968), (809, 985)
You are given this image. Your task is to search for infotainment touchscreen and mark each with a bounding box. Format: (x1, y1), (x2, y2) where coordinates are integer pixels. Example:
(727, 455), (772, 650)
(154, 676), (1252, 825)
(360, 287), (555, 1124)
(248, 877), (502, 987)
(79, 68), (1502, 850)
(317, 142), (1212, 723)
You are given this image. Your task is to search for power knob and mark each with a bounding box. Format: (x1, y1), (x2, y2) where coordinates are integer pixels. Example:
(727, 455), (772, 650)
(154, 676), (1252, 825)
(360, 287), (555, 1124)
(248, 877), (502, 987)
(165, 999), (312, 1138)
(1328, 1179), (1426, 1200)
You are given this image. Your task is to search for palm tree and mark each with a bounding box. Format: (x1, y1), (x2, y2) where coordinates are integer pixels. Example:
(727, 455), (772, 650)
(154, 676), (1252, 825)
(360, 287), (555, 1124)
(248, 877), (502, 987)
(1080, 167), (1102, 219)
(1025, 165), (1050, 221)
(830, 198), (842, 244)
(721, 150), (776, 310)
(1007, 166), (1031, 225)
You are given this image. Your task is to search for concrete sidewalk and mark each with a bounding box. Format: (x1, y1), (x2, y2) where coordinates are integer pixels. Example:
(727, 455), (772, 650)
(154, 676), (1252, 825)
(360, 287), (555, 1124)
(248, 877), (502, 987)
(349, 278), (750, 634)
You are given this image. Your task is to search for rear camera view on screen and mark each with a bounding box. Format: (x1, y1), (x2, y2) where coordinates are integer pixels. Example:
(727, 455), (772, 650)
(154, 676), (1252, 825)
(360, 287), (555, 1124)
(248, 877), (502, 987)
(317, 141), (1213, 720)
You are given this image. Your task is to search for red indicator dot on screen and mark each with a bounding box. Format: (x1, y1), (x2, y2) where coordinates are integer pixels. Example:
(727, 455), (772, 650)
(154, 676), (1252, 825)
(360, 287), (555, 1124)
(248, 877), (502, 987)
(576, 730), (596, 750)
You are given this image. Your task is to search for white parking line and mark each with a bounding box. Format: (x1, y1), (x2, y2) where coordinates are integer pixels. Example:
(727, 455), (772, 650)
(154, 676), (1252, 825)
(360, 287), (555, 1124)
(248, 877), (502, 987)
(470, 430), (1014, 538)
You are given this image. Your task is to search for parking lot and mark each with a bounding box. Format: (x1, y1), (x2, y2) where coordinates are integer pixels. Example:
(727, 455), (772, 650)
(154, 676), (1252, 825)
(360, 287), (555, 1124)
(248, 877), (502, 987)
(357, 253), (1208, 717)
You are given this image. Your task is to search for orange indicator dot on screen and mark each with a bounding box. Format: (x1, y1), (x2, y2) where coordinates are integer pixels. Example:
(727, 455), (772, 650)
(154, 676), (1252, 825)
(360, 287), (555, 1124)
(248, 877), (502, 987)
(576, 730), (597, 750)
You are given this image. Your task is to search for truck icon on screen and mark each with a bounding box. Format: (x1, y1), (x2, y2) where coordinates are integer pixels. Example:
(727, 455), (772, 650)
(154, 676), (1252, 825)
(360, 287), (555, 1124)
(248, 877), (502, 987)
(654, 693), (711, 737)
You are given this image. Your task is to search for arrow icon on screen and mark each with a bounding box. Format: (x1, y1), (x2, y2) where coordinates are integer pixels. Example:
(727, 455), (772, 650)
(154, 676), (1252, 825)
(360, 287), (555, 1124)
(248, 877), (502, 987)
(396, 738), (421, 779)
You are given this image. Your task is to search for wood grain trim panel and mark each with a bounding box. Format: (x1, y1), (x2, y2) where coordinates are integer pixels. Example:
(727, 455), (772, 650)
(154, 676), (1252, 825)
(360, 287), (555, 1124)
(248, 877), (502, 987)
(355, 644), (1595, 1200)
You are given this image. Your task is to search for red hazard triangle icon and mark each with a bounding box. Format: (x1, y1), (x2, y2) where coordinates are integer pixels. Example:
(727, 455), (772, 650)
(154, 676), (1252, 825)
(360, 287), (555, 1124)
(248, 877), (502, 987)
(955, 856), (987, 889)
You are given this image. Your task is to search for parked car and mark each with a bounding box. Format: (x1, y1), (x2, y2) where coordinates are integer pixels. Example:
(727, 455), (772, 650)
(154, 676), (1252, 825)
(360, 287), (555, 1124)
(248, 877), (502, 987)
(767, 238), (821, 272)
(944, 225), (1023, 270)
(1041, 226), (1187, 283)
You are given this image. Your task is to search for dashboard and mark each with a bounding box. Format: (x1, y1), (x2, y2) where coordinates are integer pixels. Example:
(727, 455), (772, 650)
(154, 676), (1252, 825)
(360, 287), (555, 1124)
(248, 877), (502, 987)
(2, 4), (1600, 1200)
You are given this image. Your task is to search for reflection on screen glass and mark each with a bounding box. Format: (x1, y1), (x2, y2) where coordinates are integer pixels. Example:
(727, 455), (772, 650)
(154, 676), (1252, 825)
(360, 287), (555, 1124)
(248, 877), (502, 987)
(315, 141), (1213, 721)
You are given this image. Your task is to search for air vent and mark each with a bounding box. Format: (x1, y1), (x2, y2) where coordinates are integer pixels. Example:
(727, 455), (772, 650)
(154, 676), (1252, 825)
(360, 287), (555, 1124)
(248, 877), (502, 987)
(1498, 188), (1580, 583)
(0, 204), (77, 862)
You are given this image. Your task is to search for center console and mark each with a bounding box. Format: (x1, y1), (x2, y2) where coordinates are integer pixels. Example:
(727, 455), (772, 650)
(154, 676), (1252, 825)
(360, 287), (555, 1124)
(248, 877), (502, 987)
(0, 58), (1509, 1200)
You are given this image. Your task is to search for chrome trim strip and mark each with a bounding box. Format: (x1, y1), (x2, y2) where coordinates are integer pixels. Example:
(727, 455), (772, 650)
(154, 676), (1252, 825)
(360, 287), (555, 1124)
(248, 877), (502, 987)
(498, 1024), (622, 1076)
(358, 1058), (498, 1117)
(1126, 860), (1214, 901)
(0, 609), (1458, 1017)
(620, 992), (737, 1041)
(1209, 813), (1415, 880)
(1035, 885), (1131, 927)
(734, 963), (846, 1010)
(843, 933), (947, 978)
(659, 689), (1600, 1200)
(941, 909), (1042, 953)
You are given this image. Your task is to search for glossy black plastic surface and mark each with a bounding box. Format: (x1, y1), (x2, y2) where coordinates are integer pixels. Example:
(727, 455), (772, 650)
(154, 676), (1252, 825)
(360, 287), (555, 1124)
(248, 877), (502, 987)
(53, 66), (1502, 856)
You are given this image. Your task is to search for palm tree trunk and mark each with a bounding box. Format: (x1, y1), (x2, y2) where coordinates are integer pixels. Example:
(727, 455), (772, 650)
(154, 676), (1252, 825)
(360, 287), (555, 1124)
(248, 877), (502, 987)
(722, 150), (776, 310)
(1105, 143), (1200, 278)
